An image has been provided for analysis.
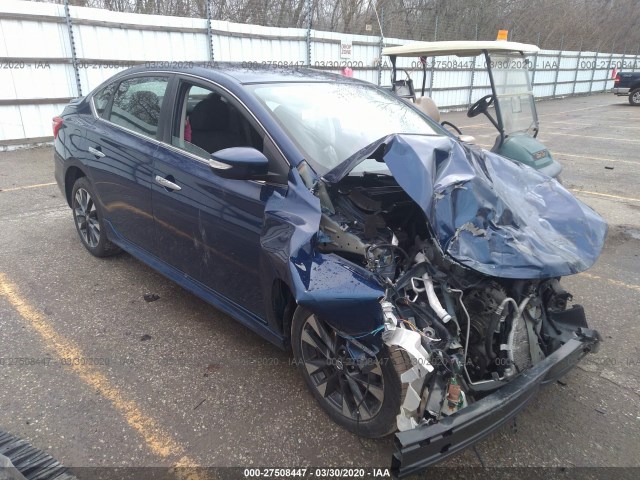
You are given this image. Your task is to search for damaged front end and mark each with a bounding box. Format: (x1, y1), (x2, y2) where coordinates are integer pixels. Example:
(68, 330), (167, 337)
(310, 134), (606, 475)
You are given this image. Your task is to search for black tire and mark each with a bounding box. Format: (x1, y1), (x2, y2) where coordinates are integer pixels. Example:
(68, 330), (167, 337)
(0, 430), (77, 480)
(71, 176), (120, 257)
(291, 306), (412, 438)
(629, 88), (640, 106)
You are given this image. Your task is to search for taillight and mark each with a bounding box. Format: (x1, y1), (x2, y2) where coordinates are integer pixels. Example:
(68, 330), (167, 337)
(614, 73), (620, 86)
(52, 116), (64, 139)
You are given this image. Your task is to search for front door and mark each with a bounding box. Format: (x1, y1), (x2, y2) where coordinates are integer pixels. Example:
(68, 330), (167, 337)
(152, 79), (288, 317)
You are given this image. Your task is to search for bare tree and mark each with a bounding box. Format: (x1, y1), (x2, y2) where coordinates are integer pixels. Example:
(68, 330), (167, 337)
(28, 0), (640, 52)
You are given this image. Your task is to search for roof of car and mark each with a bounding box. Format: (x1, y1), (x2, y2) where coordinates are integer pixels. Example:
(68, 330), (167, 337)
(119, 62), (359, 85)
(383, 40), (540, 57)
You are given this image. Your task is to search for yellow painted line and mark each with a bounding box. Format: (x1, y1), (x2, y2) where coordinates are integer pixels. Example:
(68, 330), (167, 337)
(539, 104), (614, 117)
(0, 272), (206, 478)
(556, 152), (640, 166)
(549, 120), (640, 129)
(579, 272), (640, 293)
(542, 131), (640, 143)
(446, 144), (639, 167)
(451, 103), (616, 122)
(571, 189), (640, 203)
(453, 103), (616, 129)
(0, 182), (56, 192)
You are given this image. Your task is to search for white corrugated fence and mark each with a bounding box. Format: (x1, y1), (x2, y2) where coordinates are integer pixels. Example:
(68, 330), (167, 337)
(1, 0), (638, 145)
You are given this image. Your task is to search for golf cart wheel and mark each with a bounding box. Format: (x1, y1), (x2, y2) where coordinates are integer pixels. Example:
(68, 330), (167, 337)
(291, 306), (412, 438)
(629, 88), (640, 106)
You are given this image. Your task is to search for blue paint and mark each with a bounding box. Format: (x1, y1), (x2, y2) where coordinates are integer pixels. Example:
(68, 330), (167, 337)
(325, 134), (607, 279)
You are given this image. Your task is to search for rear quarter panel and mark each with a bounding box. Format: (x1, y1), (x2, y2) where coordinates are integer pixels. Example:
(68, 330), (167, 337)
(54, 100), (97, 203)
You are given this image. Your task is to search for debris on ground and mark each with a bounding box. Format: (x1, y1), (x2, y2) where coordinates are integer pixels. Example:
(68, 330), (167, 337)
(143, 293), (160, 302)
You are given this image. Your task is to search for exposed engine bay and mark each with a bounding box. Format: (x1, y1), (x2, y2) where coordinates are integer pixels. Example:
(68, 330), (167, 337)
(315, 171), (592, 431)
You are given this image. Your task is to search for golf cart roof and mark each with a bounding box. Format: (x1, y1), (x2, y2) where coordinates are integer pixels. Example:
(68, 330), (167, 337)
(383, 40), (540, 57)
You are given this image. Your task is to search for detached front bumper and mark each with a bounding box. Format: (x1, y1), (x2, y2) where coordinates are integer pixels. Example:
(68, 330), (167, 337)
(391, 328), (600, 478)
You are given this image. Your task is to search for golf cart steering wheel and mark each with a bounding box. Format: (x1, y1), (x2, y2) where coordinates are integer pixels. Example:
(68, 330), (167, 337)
(467, 94), (494, 118)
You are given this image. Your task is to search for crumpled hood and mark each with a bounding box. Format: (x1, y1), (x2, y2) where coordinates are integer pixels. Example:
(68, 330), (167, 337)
(324, 134), (607, 279)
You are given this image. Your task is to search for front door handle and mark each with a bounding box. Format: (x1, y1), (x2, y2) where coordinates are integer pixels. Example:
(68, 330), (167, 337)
(88, 146), (105, 158)
(154, 175), (182, 191)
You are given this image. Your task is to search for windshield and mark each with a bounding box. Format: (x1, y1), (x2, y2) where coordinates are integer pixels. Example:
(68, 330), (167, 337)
(249, 82), (441, 174)
(489, 52), (538, 135)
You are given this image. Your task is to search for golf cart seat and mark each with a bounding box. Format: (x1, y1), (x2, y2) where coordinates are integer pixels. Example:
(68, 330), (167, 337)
(414, 96), (440, 122)
(415, 96), (473, 142)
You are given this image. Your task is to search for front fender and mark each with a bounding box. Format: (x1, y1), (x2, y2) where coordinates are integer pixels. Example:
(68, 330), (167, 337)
(293, 252), (385, 335)
(260, 167), (385, 338)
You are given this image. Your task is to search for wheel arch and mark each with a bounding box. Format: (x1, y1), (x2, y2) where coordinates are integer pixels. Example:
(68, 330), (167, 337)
(64, 165), (87, 207)
(270, 278), (297, 348)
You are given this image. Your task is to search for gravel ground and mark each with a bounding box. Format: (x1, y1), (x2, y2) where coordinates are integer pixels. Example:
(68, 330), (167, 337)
(0, 93), (638, 479)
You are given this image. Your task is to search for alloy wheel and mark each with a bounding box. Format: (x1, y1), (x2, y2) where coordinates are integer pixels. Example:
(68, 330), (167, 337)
(633, 91), (640, 104)
(299, 314), (384, 421)
(73, 188), (100, 248)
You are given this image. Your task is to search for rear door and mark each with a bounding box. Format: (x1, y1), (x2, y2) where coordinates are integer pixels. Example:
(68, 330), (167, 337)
(152, 77), (289, 317)
(84, 74), (171, 254)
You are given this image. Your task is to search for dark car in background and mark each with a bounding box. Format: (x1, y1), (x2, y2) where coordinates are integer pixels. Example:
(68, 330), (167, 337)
(53, 64), (605, 476)
(613, 71), (640, 105)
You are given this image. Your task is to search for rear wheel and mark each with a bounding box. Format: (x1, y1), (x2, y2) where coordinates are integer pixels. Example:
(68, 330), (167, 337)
(629, 88), (640, 106)
(291, 306), (411, 437)
(71, 177), (120, 257)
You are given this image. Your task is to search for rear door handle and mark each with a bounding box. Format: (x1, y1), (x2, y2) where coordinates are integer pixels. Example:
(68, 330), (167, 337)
(88, 146), (105, 158)
(154, 175), (182, 191)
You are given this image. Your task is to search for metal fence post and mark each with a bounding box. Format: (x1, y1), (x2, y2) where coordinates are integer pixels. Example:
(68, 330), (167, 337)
(601, 40), (617, 92)
(63, 0), (82, 97)
(428, 16), (438, 98)
(604, 52), (615, 92)
(305, 0), (312, 66)
(376, 7), (384, 86)
(467, 23), (479, 106)
(552, 35), (563, 98)
(571, 40), (583, 96)
(619, 44), (627, 75)
(588, 49), (599, 94)
(530, 32), (541, 87)
(205, 0), (214, 62)
(633, 46), (640, 73)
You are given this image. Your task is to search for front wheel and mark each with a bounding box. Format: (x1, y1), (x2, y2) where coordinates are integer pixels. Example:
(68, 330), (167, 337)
(71, 177), (120, 257)
(629, 88), (640, 106)
(291, 307), (411, 438)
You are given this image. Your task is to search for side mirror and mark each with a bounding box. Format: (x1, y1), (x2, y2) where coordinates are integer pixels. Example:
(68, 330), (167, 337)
(209, 147), (269, 180)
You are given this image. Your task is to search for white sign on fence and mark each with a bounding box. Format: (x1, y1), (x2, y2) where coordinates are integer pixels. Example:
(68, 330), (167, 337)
(340, 42), (353, 59)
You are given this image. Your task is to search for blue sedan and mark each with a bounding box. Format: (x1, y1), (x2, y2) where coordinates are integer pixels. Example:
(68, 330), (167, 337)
(54, 63), (605, 476)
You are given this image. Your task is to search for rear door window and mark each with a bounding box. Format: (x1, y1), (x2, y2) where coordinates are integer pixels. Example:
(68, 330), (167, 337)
(108, 77), (169, 138)
(93, 83), (117, 118)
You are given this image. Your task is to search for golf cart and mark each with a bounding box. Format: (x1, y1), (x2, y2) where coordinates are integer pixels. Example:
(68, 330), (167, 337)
(383, 40), (562, 178)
